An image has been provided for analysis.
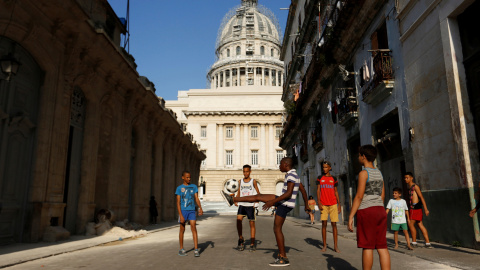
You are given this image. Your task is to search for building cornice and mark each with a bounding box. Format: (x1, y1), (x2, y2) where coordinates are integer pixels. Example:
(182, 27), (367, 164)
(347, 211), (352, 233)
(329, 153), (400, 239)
(184, 110), (284, 116)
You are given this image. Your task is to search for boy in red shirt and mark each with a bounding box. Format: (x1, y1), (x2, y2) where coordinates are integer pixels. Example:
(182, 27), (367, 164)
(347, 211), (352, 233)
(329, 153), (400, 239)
(316, 160), (341, 253)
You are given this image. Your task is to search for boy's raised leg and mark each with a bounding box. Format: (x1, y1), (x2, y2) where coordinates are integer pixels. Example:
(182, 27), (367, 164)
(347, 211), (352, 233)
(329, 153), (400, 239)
(234, 194), (277, 203)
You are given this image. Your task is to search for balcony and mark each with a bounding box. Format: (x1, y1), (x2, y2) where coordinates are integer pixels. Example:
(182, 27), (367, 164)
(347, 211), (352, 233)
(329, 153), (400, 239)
(362, 50), (394, 106)
(338, 94), (358, 127)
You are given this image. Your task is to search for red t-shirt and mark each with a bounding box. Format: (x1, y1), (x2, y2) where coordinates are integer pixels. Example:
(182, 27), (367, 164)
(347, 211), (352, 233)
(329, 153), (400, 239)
(317, 175), (338, 206)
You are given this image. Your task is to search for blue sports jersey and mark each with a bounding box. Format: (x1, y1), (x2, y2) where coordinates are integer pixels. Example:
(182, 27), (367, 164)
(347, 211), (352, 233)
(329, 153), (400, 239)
(175, 184), (198, 211)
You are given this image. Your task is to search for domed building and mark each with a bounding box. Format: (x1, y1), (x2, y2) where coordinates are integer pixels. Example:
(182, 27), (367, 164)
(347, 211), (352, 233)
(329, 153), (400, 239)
(166, 0), (286, 202)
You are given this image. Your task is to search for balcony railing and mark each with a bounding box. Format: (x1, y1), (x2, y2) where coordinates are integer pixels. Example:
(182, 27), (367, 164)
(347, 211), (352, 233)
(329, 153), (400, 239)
(362, 49), (394, 105)
(338, 90), (358, 127)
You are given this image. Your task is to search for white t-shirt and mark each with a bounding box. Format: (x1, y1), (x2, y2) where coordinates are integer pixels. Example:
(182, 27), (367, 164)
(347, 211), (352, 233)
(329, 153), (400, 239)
(386, 199), (408, 224)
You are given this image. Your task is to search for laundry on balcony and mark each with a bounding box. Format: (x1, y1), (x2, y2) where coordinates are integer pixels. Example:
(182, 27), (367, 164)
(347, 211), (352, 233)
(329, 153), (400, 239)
(362, 49), (394, 106)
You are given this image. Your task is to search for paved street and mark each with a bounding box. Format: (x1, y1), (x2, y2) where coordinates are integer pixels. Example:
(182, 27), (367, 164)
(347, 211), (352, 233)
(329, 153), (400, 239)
(2, 213), (479, 269)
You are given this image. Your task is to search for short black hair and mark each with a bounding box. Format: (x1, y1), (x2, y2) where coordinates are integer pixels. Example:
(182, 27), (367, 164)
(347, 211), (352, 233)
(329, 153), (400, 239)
(393, 187), (402, 193)
(404, 172), (414, 178)
(182, 170), (190, 176)
(282, 157), (293, 167)
(309, 195), (314, 199)
(359, 145), (377, 162)
(243, 164), (251, 170)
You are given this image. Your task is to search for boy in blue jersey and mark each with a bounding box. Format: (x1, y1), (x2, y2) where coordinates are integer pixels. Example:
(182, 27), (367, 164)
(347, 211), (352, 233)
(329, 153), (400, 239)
(175, 171), (203, 257)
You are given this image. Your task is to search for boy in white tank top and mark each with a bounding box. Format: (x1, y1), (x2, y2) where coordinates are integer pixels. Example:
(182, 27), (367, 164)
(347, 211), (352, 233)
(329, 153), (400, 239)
(235, 164), (261, 251)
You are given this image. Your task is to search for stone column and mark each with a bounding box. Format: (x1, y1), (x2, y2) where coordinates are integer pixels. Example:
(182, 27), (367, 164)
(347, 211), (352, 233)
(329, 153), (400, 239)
(269, 124), (274, 167)
(229, 69), (232, 87)
(254, 67), (257, 85)
(260, 124), (266, 167)
(152, 128), (165, 221)
(235, 124), (241, 167)
(237, 68), (240, 86)
(218, 124), (224, 167)
(243, 124), (249, 165)
(222, 70), (226, 88)
(262, 68), (265, 86)
(162, 134), (176, 221)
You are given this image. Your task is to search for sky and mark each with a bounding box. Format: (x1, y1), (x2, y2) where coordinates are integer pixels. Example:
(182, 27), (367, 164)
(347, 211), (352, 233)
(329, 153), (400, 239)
(107, 0), (290, 101)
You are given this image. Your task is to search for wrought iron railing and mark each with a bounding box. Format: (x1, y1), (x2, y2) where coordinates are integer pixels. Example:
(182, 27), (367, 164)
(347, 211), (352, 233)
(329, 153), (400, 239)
(362, 49), (394, 98)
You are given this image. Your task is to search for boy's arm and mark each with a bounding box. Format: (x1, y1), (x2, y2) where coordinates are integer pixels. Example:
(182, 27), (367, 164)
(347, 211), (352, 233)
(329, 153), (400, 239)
(334, 186), (341, 213)
(414, 185), (429, 216)
(194, 193), (203, 216)
(381, 182), (385, 203)
(405, 208), (410, 223)
(298, 183), (310, 212)
(235, 183), (241, 206)
(348, 170), (367, 232)
(253, 179), (261, 194)
(386, 209), (390, 214)
(176, 195), (184, 223)
(262, 181), (295, 210)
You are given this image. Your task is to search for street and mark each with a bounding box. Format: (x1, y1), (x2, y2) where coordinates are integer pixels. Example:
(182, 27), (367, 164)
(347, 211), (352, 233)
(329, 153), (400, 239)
(2, 214), (475, 270)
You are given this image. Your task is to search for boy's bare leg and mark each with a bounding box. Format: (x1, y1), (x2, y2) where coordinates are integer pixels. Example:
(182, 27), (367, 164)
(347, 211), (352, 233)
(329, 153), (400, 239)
(237, 216), (244, 240)
(404, 230), (412, 249)
(321, 220), (328, 251)
(179, 222), (186, 250)
(362, 249), (374, 270)
(332, 222), (340, 253)
(190, 220), (198, 250)
(393, 231), (399, 249)
(377, 248), (391, 270)
(233, 194), (276, 203)
(417, 221), (430, 243)
(274, 215), (288, 258)
(408, 220), (417, 243)
(249, 220), (256, 245)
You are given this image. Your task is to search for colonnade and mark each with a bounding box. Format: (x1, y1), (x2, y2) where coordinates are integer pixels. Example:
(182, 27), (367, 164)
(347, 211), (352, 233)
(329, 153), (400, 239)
(215, 122), (281, 168)
(212, 66), (283, 88)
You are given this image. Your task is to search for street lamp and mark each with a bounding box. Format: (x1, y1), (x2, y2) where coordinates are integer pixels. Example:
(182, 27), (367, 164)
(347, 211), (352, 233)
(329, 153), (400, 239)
(0, 53), (21, 81)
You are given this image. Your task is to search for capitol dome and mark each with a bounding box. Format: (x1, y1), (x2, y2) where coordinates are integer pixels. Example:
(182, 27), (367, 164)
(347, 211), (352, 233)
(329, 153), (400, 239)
(208, 0), (284, 89)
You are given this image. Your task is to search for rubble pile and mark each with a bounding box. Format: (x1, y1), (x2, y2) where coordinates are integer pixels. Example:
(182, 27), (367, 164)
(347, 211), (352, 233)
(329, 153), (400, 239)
(85, 209), (146, 238)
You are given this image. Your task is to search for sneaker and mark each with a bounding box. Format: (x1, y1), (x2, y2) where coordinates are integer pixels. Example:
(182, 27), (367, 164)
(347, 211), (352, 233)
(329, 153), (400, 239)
(194, 249), (200, 257)
(249, 244), (256, 252)
(411, 242), (418, 248)
(425, 243), (433, 249)
(269, 257), (290, 267)
(178, 249), (187, 256)
(220, 190), (234, 206)
(238, 238), (245, 251)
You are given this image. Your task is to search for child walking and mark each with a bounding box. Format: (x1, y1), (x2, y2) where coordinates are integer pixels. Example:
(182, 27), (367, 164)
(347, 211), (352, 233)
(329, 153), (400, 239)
(386, 187), (413, 250)
(175, 171), (203, 257)
(348, 145), (390, 270)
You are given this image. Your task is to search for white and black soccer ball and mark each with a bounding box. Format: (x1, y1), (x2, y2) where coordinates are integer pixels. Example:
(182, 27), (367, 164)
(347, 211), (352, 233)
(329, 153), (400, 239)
(224, 179), (239, 194)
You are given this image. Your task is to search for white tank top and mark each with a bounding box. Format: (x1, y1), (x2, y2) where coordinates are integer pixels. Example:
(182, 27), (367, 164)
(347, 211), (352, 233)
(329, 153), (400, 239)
(238, 178), (257, 207)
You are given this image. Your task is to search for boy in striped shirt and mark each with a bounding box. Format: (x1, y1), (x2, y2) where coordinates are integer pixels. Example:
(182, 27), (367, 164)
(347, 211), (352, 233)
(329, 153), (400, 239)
(221, 157), (309, 267)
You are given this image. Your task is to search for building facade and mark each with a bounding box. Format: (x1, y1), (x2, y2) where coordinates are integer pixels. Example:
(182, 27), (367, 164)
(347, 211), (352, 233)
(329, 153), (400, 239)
(281, 0), (479, 248)
(166, 0), (286, 201)
(0, 0), (204, 244)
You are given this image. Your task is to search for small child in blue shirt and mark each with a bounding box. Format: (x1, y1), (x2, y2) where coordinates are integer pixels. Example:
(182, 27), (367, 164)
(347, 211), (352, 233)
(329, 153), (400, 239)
(175, 171), (203, 257)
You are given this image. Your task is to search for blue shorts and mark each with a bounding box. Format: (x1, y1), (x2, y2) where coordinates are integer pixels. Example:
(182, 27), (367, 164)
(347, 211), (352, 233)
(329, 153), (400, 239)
(178, 210), (196, 223)
(237, 205), (256, 221)
(275, 204), (293, 219)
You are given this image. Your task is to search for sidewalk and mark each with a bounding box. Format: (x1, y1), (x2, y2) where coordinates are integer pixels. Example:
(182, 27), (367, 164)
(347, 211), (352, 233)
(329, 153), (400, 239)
(288, 216), (480, 270)
(0, 219), (180, 268)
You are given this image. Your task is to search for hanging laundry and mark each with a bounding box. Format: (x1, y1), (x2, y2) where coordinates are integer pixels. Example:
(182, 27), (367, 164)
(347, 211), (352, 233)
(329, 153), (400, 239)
(299, 82), (303, 94)
(363, 59), (370, 81)
(327, 101), (332, 112)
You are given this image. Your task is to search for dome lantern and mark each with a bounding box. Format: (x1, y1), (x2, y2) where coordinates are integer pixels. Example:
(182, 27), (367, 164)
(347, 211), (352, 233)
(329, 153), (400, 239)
(241, 0), (258, 7)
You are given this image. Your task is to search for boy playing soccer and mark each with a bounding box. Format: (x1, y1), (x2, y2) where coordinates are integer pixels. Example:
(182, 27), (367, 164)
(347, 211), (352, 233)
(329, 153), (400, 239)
(316, 160), (341, 252)
(348, 145), (390, 270)
(404, 172), (432, 248)
(175, 171), (203, 257)
(235, 164), (261, 251)
(221, 157), (309, 267)
(386, 187), (413, 250)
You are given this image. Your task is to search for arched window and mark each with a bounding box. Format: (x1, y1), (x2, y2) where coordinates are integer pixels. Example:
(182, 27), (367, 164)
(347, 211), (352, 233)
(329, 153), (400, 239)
(260, 46), (265, 55)
(227, 49), (230, 57)
(236, 46), (241, 55)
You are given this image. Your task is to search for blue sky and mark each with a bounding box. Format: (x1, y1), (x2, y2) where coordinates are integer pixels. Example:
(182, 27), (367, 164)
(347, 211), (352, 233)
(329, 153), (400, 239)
(108, 0), (290, 100)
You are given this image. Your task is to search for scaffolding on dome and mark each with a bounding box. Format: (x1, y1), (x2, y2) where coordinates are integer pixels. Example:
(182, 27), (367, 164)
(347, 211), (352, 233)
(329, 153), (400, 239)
(214, 3), (283, 52)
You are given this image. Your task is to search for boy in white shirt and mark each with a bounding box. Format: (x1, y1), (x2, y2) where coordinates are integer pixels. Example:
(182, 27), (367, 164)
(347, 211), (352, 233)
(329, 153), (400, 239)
(386, 187), (413, 250)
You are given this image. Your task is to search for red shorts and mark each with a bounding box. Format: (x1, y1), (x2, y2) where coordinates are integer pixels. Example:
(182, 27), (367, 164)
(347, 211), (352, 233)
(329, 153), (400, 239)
(409, 209), (423, 221)
(356, 206), (387, 249)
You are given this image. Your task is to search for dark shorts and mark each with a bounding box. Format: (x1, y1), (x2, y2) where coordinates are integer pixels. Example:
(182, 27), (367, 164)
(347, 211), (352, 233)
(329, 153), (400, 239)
(275, 204), (293, 219)
(357, 206), (387, 249)
(178, 210), (196, 223)
(237, 205), (256, 221)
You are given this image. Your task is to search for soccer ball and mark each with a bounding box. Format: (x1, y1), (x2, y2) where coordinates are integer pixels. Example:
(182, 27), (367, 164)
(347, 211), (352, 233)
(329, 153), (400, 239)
(224, 179), (239, 194)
